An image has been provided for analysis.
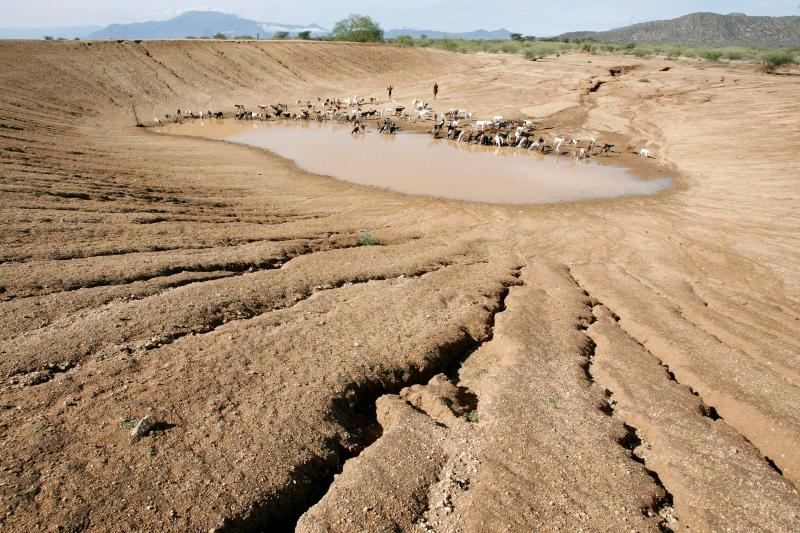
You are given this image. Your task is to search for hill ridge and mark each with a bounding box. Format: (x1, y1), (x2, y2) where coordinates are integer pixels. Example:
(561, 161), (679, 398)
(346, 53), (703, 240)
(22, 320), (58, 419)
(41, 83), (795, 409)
(558, 12), (800, 47)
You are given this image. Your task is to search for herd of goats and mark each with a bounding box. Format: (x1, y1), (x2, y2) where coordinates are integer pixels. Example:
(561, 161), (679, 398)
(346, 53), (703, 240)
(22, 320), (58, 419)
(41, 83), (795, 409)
(155, 96), (655, 159)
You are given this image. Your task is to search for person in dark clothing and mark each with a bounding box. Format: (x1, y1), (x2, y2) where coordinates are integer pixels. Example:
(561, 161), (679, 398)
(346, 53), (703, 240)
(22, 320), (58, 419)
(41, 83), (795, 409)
(387, 85), (394, 98)
(433, 82), (439, 99)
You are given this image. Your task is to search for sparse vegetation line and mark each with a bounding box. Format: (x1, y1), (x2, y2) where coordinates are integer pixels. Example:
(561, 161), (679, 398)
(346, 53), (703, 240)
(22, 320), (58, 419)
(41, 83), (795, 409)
(388, 35), (799, 69)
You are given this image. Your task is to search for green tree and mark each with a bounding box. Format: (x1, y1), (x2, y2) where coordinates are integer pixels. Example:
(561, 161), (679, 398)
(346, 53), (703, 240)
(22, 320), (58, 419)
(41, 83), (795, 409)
(331, 14), (384, 42)
(510, 33), (523, 41)
(273, 31), (289, 39)
(43, 35), (54, 41)
(297, 30), (311, 40)
(213, 32), (228, 40)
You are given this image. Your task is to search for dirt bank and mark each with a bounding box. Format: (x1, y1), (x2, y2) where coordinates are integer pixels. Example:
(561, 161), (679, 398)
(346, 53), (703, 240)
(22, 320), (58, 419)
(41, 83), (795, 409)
(0, 40), (798, 531)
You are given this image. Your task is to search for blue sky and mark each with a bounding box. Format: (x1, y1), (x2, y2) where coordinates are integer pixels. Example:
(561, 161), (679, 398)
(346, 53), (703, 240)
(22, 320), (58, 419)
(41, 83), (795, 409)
(3, 1), (798, 34)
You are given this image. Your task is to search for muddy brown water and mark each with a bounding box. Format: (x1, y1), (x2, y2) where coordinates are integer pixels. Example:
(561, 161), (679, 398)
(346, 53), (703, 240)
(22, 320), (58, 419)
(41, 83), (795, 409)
(158, 120), (672, 204)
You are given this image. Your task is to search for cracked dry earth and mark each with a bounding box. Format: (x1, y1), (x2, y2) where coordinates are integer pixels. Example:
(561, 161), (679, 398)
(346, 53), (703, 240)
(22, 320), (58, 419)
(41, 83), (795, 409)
(1, 40), (799, 532)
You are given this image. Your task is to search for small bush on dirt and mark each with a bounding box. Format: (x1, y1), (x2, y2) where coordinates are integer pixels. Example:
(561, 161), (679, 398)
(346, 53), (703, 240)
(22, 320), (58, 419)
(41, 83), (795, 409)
(466, 410), (479, 422)
(234, 35), (254, 40)
(632, 45), (655, 57)
(120, 418), (136, 429)
(273, 31), (289, 40)
(43, 35), (54, 41)
(666, 47), (683, 59)
(213, 33), (227, 40)
(359, 231), (377, 246)
(700, 50), (723, 61)
(394, 35), (414, 46)
(297, 31), (311, 40)
(760, 50), (797, 71)
(723, 49), (744, 60)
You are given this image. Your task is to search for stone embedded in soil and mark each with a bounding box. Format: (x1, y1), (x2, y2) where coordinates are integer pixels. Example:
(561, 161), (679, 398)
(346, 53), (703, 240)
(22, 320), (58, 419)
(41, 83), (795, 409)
(130, 414), (157, 439)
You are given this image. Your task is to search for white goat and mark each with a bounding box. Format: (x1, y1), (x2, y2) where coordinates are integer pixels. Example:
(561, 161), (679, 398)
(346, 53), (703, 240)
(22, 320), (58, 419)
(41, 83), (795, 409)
(640, 148), (651, 158)
(554, 136), (566, 153)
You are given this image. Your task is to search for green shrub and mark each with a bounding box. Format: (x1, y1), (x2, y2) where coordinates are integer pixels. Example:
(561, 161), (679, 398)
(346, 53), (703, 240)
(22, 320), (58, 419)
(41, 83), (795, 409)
(358, 231), (376, 246)
(761, 50), (797, 71)
(393, 35), (414, 46)
(273, 31), (289, 39)
(666, 47), (682, 59)
(297, 31), (311, 40)
(499, 42), (518, 53)
(700, 50), (723, 61)
(43, 35), (54, 41)
(524, 49), (539, 61)
(213, 33), (227, 40)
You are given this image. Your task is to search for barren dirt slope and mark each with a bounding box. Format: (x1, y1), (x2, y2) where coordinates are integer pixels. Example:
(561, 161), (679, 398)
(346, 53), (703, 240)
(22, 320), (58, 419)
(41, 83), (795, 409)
(0, 40), (799, 532)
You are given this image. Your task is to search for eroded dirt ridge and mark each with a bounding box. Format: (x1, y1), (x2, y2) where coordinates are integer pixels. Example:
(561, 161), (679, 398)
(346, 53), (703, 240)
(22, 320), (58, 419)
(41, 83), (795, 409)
(1, 40), (799, 531)
(221, 267), (523, 531)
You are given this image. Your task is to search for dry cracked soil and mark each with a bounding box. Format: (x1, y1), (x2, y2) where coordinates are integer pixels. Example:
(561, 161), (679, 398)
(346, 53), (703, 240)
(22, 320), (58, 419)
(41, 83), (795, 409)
(0, 39), (799, 532)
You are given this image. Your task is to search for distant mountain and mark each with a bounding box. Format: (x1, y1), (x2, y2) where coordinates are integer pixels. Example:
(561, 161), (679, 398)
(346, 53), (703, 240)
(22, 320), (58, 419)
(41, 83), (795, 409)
(558, 12), (800, 47)
(0, 26), (101, 39)
(385, 28), (512, 40)
(88, 11), (327, 40)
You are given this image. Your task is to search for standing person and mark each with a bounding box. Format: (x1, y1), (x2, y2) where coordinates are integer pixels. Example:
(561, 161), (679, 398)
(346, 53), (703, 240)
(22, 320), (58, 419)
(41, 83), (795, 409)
(433, 82), (439, 100)
(387, 84), (393, 99)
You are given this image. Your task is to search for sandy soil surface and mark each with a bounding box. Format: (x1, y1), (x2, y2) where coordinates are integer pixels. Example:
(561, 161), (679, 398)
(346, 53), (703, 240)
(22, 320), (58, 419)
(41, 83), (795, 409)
(0, 40), (798, 532)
